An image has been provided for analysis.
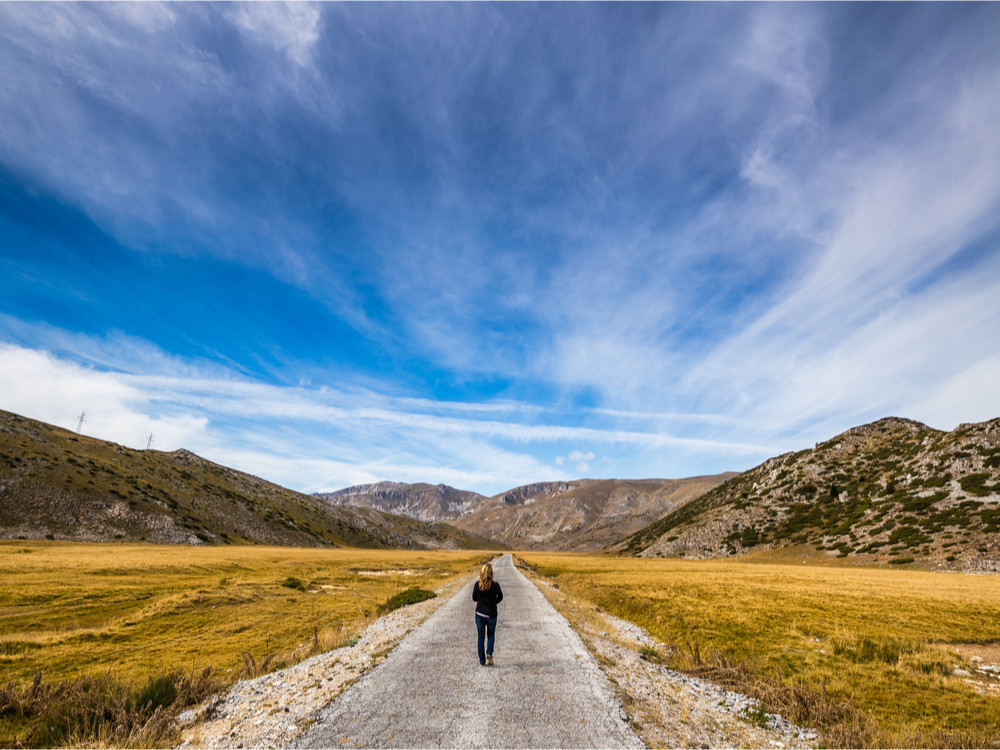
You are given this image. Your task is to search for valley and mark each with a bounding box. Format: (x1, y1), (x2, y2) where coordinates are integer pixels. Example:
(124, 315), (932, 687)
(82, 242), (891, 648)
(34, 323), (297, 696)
(3, 408), (1000, 747)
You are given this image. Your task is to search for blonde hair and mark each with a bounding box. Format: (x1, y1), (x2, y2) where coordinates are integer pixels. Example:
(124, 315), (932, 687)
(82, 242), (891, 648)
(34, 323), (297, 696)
(478, 562), (494, 591)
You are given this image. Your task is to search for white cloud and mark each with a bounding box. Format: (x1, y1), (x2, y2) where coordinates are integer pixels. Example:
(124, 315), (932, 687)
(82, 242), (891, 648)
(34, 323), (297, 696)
(566, 450), (596, 475)
(231, 2), (321, 68)
(105, 2), (177, 33)
(0, 344), (209, 450)
(0, 340), (768, 495)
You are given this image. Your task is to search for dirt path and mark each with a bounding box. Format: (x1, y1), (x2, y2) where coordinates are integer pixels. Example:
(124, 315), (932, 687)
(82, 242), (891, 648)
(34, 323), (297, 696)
(293, 554), (642, 749)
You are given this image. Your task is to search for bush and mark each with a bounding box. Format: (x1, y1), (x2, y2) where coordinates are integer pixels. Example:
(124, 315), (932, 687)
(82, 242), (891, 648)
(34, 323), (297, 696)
(377, 587), (436, 614)
(960, 474), (996, 497)
(130, 673), (176, 711)
(742, 705), (769, 727)
(280, 577), (305, 590)
(638, 646), (663, 663)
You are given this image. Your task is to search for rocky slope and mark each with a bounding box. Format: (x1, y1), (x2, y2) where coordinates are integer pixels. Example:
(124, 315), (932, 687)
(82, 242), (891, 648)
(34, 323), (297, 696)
(0, 409), (493, 550)
(615, 417), (1000, 571)
(315, 481), (487, 522)
(453, 476), (735, 551)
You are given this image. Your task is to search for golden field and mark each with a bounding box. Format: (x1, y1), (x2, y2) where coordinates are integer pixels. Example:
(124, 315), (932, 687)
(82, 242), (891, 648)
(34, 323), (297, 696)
(0, 541), (489, 684)
(520, 550), (1000, 747)
(3, 540), (999, 748)
(1, 541), (495, 746)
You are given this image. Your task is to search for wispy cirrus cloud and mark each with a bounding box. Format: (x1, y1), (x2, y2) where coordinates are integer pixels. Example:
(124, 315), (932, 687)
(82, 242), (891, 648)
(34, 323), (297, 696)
(2, 3), (999, 494)
(0, 339), (776, 495)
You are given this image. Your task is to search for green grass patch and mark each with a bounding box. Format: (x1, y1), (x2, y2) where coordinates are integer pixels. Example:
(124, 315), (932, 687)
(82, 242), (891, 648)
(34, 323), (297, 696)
(377, 587), (436, 614)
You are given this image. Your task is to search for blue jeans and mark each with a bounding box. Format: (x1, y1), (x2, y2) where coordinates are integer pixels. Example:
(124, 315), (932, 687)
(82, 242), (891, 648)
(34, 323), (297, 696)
(475, 615), (497, 664)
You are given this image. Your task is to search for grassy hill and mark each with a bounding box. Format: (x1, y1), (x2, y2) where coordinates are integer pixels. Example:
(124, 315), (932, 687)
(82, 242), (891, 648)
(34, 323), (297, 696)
(0, 409), (493, 550)
(614, 416), (1000, 571)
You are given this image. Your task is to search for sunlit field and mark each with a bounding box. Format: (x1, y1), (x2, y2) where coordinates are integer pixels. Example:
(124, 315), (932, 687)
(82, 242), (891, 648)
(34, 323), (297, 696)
(0, 541), (489, 682)
(0, 541), (491, 746)
(520, 551), (1000, 748)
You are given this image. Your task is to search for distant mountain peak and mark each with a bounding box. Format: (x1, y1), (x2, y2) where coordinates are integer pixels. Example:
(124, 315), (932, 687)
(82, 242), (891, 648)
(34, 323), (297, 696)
(454, 476), (736, 552)
(833, 416), (933, 441)
(315, 481), (488, 523)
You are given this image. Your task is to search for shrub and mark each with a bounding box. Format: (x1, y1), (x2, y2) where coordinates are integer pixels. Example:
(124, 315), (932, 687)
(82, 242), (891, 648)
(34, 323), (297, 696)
(742, 705), (769, 727)
(377, 587), (436, 614)
(960, 474), (996, 497)
(130, 673), (176, 712)
(280, 577), (306, 590)
(638, 646), (663, 663)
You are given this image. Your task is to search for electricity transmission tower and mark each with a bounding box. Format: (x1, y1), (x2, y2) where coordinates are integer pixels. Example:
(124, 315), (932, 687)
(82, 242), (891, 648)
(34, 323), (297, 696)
(76, 411), (87, 433)
(146, 433), (154, 450)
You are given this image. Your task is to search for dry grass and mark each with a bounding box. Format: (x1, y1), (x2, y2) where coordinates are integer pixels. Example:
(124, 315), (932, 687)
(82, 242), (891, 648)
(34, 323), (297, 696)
(0, 667), (218, 748)
(0, 541), (492, 746)
(519, 552), (1000, 748)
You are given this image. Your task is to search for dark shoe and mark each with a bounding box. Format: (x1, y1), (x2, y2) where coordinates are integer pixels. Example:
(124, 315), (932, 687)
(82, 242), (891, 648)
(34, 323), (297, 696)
(486, 655), (494, 666)
(480, 660), (486, 666)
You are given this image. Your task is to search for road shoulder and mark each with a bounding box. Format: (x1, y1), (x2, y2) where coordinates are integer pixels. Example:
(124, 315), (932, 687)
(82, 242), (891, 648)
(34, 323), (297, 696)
(523, 566), (818, 749)
(174, 575), (468, 749)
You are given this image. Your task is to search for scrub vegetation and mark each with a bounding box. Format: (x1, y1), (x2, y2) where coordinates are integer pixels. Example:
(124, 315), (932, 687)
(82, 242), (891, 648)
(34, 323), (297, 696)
(0, 408), (494, 550)
(520, 552), (1000, 748)
(617, 417), (1000, 570)
(0, 541), (489, 747)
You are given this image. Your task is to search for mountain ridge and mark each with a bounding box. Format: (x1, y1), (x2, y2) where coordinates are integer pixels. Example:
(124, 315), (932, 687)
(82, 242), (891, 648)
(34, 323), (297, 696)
(614, 416), (1000, 572)
(0, 409), (494, 550)
(315, 481), (487, 522)
(453, 475), (736, 551)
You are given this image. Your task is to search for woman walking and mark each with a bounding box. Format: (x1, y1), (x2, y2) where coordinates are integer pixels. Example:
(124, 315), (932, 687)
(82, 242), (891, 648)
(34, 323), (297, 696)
(472, 561), (503, 666)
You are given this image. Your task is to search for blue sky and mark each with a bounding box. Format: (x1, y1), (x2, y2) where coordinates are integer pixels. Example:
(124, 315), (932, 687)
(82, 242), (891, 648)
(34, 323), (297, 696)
(2, 3), (1000, 496)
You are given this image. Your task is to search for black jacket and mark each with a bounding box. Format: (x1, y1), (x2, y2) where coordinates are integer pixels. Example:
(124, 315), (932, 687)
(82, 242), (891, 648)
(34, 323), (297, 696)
(472, 580), (503, 618)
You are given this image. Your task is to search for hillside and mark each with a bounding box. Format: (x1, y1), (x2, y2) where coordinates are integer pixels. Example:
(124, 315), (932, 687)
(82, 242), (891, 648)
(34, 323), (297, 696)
(0, 409), (494, 550)
(315, 481), (488, 522)
(614, 417), (1000, 571)
(453, 475), (735, 551)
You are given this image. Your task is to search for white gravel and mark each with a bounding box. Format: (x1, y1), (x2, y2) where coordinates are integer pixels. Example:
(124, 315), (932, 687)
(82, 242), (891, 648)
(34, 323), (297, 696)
(175, 577), (465, 749)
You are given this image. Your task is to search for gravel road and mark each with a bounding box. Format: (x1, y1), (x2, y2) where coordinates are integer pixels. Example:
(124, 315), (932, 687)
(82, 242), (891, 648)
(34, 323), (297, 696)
(295, 554), (643, 749)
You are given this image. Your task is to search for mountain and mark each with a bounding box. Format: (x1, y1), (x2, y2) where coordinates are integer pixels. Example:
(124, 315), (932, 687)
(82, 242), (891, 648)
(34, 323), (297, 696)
(614, 417), (1000, 572)
(315, 481), (488, 522)
(452, 476), (736, 551)
(0, 409), (494, 550)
